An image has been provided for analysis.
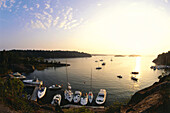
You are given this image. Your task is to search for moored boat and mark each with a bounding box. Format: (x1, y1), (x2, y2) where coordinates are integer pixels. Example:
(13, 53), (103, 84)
(64, 89), (73, 103)
(96, 89), (107, 105)
(49, 84), (62, 90)
(51, 94), (62, 106)
(23, 78), (43, 85)
(131, 76), (138, 81)
(88, 91), (93, 104)
(80, 93), (88, 106)
(117, 75), (122, 78)
(73, 91), (82, 103)
(102, 62), (106, 66)
(96, 67), (102, 70)
(10, 72), (26, 79)
(131, 72), (139, 74)
(38, 86), (47, 99)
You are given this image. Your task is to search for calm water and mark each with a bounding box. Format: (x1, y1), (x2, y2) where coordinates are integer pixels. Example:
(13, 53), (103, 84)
(26, 56), (163, 106)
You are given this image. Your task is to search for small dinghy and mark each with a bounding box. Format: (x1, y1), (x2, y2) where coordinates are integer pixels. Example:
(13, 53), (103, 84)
(80, 93), (88, 106)
(88, 91), (93, 104)
(96, 89), (107, 105)
(131, 72), (139, 74)
(73, 91), (82, 103)
(49, 84), (62, 90)
(64, 89), (73, 103)
(96, 67), (102, 70)
(38, 86), (47, 99)
(102, 62), (106, 66)
(51, 94), (62, 106)
(23, 78), (43, 85)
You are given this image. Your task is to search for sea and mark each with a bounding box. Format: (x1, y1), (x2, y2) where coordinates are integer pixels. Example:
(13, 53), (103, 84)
(25, 56), (163, 106)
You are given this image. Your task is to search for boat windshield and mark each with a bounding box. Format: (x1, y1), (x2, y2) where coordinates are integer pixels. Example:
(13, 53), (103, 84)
(98, 94), (104, 98)
(97, 99), (103, 102)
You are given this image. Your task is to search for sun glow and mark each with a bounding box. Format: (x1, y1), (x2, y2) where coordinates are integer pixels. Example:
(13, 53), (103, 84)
(75, 2), (170, 54)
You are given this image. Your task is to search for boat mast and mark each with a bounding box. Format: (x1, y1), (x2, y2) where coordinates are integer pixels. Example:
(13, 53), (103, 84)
(66, 59), (68, 89)
(90, 68), (92, 91)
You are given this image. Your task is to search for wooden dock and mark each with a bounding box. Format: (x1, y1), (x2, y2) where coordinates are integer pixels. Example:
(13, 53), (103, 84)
(31, 86), (39, 101)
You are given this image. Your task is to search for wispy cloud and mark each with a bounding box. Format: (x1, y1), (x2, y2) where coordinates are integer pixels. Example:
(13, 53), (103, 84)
(36, 4), (40, 8)
(45, 3), (50, 9)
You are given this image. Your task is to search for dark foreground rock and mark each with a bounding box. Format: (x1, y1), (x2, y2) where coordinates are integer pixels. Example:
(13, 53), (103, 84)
(120, 74), (170, 113)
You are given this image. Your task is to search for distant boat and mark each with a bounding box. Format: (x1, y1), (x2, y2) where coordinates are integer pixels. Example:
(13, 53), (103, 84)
(73, 91), (82, 103)
(38, 86), (47, 99)
(131, 76), (138, 81)
(80, 93), (88, 106)
(49, 84), (62, 90)
(95, 60), (98, 62)
(100, 59), (103, 61)
(117, 75), (122, 78)
(96, 89), (107, 105)
(131, 72), (139, 74)
(51, 94), (62, 106)
(96, 67), (102, 70)
(102, 62), (106, 66)
(110, 58), (113, 61)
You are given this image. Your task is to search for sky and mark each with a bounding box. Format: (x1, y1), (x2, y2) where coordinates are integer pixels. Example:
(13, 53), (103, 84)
(0, 0), (170, 55)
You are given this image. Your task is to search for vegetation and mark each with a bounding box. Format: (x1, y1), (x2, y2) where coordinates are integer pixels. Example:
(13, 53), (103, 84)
(0, 78), (36, 112)
(63, 107), (94, 113)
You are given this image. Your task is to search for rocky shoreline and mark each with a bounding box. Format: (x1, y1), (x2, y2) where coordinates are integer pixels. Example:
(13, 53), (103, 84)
(120, 74), (170, 113)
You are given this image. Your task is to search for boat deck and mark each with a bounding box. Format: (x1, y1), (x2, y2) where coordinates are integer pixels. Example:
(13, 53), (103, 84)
(31, 86), (39, 101)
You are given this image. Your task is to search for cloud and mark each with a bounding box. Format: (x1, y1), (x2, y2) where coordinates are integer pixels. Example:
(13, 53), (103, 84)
(45, 3), (50, 9)
(23, 5), (27, 9)
(36, 4), (40, 8)
(53, 17), (60, 26)
(50, 8), (53, 13)
(31, 20), (46, 30)
(30, 7), (33, 11)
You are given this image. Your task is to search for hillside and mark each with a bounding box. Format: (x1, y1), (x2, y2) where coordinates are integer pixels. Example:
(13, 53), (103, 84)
(153, 51), (170, 65)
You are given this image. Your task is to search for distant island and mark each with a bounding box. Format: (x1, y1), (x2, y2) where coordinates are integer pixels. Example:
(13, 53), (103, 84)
(153, 51), (170, 65)
(0, 49), (91, 74)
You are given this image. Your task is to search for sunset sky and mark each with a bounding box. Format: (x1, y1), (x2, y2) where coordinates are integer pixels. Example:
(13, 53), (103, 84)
(0, 0), (170, 55)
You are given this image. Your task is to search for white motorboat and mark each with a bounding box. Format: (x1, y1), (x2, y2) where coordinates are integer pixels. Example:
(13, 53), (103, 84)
(10, 72), (26, 79)
(49, 84), (62, 90)
(80, 93), (88, 106)
(23, 78), (43, 85)
(64, 89), (73, 103)
(96, 89), (107, 105)
(88, 91), (93, 103)
(38, 86), (47, 99)
(51, 94), (62, 106)
(73, 91), (82, 103)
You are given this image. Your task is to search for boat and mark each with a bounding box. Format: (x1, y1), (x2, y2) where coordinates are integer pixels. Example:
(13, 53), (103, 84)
(100, 59), (103, 61)
(117, 75), (122, 78)
(88, 91), (93, 103)
(38, 86), (47, 99)
(64, 60), (73, 102)
(88, 69), (93, 104)
(131, 76), (138, 81)
(131, 72), (139, 74)
(10, 72), (26, 79)
(49, 84), (62, 90)
(96, 89), (107, 105)
(111, 58), (113, 61)
(95, 60), (98, 62)
(80, 93), (88, 105)
(51, 94), (62, 106)
(23, 78), (43, 85)
(73, 91), (82, 103)
(64, 89), (73, 102)
(102, 62), (106, 66)
(96, 67), (102, 69)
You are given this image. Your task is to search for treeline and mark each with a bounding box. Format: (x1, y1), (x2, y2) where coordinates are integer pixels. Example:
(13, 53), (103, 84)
(1, 49), (91, 58)
(153, 51), (170, 65)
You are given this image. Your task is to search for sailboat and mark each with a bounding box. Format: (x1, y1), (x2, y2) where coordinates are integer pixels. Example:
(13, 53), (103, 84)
(88, 69), (93, 104)
(64, 60), (73, 103)
(96, 61), (102, 70)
